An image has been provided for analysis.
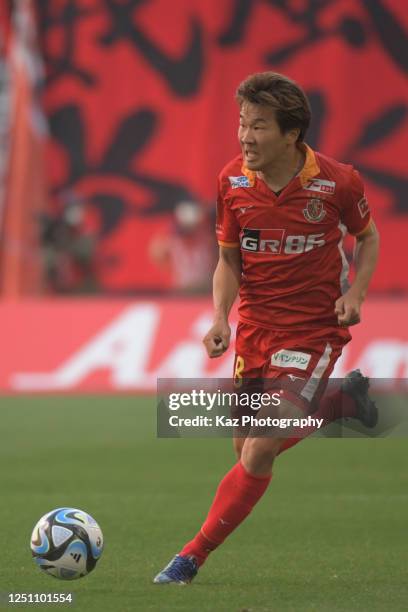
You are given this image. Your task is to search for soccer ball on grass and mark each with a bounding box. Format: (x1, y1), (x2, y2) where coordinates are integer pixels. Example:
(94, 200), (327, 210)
(30, 507), (104, 580)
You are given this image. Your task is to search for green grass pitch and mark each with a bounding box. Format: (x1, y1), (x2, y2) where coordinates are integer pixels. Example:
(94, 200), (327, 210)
(1, 396), (407, 611)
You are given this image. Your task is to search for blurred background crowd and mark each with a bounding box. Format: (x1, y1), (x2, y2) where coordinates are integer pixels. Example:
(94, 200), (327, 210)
(0, 0), (407, 297)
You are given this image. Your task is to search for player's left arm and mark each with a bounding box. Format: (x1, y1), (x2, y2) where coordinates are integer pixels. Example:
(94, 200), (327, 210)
(335, 219), (379, 326)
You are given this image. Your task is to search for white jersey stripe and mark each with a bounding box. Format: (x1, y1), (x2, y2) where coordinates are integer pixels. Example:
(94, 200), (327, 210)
(301, 343), (333, 402)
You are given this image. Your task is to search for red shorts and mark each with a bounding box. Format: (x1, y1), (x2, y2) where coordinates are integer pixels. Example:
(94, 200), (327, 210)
(233, 321), (351, 412)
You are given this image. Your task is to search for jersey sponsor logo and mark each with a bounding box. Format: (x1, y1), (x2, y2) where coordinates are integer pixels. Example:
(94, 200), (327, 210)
(357, 196), (369, 218)
(240, 228), (325, 255)
(228, 175), (252, 189)
(271, 349), (311, 370)
(240, 228), (284, 253)
(303, 198), (326, 222)
(304, 178), (336, 194)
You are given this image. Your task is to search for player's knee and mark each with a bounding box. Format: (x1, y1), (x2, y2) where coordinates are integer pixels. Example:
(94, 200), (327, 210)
(241, 436), (282, 475)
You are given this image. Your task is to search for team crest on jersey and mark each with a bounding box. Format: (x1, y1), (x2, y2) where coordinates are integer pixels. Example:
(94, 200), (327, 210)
(229, 175), (251, 189)
(303, 198), (326, 222)
(304, 178), (336, 194)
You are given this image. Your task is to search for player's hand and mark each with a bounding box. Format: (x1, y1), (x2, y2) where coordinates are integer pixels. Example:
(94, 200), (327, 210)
(203, 320), (231, 358)
(334, 290), (362, 327)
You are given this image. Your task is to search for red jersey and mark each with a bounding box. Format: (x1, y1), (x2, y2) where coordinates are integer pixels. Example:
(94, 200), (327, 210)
(216, 145), (371, 330)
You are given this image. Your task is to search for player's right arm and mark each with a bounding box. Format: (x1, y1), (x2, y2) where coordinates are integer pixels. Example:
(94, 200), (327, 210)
(204, 170), (242, 358)
(203, 246), (241, 358)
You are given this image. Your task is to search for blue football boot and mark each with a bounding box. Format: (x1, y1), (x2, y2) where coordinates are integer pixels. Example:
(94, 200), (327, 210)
(153, 554), (198, 585)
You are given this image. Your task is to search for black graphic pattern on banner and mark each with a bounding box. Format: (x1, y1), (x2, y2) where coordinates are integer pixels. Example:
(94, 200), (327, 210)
(49, 105), (193, 235)
(218, 0), (366, 57)
(98, 0), (204, 96)
(37, 1), (97, 87)
(218, 0), (406, 73)
(346, 105), (408, 214)
(361, 0), (408, 74)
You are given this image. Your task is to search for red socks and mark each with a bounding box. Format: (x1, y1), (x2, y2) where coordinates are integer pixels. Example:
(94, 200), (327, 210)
(180, 461), (271, 566)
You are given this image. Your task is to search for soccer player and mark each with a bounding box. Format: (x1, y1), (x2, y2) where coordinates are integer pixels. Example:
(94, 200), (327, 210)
(154, 72), (379, 584)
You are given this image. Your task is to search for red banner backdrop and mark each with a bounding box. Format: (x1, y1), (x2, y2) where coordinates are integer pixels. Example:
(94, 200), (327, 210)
(37, 0), (408, 292)
(1, 298), (407, 393)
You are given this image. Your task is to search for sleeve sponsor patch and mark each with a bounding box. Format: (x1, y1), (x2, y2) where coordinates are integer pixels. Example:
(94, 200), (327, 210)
(228, 175), (251, 189)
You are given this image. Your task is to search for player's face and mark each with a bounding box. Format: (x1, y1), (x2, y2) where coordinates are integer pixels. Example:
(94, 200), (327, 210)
(238, 102), (297, 171)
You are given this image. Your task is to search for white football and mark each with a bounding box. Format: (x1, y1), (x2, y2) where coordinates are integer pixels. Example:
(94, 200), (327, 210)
(30, 507), (104, 580)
